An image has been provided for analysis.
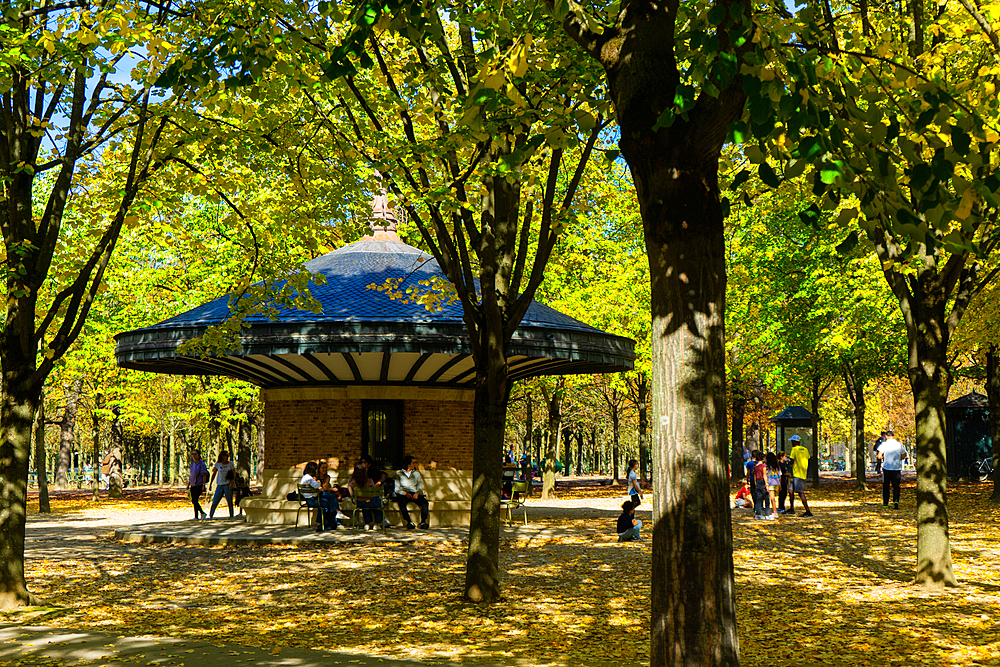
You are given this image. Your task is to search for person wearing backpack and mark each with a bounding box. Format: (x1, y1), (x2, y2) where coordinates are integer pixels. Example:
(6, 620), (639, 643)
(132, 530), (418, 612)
(208, 451), (237, 519)
(765, 452), (781, 520)
(187, 450), (209, 520)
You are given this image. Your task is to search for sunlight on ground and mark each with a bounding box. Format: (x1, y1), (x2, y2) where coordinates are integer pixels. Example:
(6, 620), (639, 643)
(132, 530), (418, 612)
(12, 483), (1000, 666)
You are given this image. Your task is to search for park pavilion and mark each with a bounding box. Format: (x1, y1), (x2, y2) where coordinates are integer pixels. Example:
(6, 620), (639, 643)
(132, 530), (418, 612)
(114, 199), (635, 526)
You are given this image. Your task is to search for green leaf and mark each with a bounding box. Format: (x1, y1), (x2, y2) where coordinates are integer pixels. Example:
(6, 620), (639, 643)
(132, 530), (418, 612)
(834, 231), (859, 254)
(707, 2), (727, 26)
(759, 161), (780, 188)
(729, 168), (751, 191)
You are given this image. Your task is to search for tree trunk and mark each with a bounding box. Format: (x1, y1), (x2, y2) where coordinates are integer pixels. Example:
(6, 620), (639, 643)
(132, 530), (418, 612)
(634, 147), (739, 666)
(611, 406), (621, 485)
(845, 371), (868, 491)
(255, 413), (265, 484)
(576, 431), (584, 476)
(55, 378), (83, 489)
(108, 407), (124, 499)
(91, 395), (102, 502)
(463, 332), (509, 603)
(637, 375), (650, 482)
(0, 359), (43, 608)
(810, 377), (822, 488)
(901, 288), (957, 586)
(239, 415), (252, 484)
(168, 422), (177, 486)
(158, 429), (165, 485)
(730, 395), (746, 481)
(523, 394), (533, 460)
(541, 387), (562, 500)
(34, 392), (50, 514)
(987, 345), (1000, 503)
(563, 427), (573, 476)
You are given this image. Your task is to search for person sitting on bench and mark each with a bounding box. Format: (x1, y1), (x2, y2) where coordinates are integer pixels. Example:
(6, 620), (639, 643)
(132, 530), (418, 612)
(395, 455), (429, 529)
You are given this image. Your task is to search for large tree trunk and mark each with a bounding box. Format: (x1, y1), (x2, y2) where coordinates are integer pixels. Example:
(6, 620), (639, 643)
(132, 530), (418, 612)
(987, 345), (1000, 504)
(0, 351), (43, 608)
(642, 158), (739, 665)
(55, 378), (83, 489)
(903, 284), (957, 586)
(463, 330), (509, 603)
(730, 394), (746, 481)
(34, 391), (50, 514)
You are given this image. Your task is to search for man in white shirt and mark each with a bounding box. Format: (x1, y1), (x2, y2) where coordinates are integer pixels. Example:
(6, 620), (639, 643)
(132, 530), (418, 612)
(878, 430), (908, 509)
(395, 455), (430, 529)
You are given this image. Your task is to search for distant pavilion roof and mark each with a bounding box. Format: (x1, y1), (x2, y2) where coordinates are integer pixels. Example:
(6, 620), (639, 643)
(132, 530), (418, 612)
(114, 231), (635, 387)
(770, 406), (813, 425)
(946, 392), (989, 410)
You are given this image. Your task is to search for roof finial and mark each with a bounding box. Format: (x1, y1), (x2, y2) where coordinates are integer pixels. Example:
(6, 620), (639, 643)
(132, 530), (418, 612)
(369, 170), (404, 236)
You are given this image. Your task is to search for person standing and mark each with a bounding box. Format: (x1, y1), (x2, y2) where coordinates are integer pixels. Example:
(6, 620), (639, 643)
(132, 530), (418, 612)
(879, 430), (907, 509)
(395, 455), (430, 529)
(616, 499), (642, 541)
(208, 451), (236, 519)
(789, 435), (813, 517)
(873, 432), (886, 474)
(777, 451), (794, 514)
(765, 452), (781, 519)
(752, 451), (772, 520)
(188, 450), (209, 520)
(626, 459), (643, 506)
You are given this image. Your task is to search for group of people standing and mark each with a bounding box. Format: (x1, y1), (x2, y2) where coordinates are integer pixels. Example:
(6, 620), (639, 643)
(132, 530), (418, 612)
(187, 450), (253, 520)
(735, 436), (813, 519)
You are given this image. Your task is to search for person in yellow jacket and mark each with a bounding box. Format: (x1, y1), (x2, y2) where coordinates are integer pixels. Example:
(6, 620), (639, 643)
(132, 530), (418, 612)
(789, 435), (813, 518)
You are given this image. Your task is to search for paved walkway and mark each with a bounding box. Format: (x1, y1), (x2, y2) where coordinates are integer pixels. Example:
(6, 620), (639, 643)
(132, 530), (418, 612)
(0, 625), (493, 666)
(113, 515), (591, 546)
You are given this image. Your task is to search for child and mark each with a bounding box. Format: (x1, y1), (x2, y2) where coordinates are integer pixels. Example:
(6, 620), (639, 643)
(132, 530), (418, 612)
(734, 482), (752, 508)
(752, 451), (773, 520)
(765, 452), (781, 519)
(616, 499), (642, 541)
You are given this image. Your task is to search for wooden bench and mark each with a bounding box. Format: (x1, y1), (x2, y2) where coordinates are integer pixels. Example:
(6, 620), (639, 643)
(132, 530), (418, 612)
(242, 468), (473, 527)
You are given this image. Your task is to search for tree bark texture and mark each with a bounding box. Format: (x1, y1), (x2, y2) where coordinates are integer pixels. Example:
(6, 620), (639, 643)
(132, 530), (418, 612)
(34, 394), (50, 514)
(541, 386), (562, 500)
(845, 371), (867, 491)
(0, 361), (42, 608)
(810, 377), (822, 488)
(731, 394), (746, 481)
(564, 0), (746, 652)
(987, 346), (1000, 503)
(55, 378), (83, 489)
(463, 328), (510, 603)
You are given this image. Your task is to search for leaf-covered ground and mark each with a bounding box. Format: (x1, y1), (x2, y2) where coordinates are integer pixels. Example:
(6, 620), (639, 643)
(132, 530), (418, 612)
(11, 481), (1000, 666)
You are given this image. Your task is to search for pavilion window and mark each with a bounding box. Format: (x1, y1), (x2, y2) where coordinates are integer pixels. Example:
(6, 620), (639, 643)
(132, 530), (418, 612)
(362, 400), (405, 468)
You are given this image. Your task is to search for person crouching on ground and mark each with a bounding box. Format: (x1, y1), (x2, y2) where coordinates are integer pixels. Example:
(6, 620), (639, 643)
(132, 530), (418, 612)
(734, 481), (752, 508)
(396, 455), (430, 529)
(617, 499), (642, 541)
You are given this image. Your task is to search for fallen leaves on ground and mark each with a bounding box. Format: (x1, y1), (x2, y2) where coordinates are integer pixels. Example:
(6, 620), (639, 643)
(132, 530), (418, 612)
(9, 481), (1000, 666)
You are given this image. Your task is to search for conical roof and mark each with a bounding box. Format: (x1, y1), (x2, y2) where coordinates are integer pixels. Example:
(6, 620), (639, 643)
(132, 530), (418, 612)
(115, 233), (635, 387)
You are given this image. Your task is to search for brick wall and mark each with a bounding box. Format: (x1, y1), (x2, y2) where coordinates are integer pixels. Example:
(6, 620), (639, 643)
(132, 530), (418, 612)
(405, 400), (473, 469)
(264, 399), (361, 472)
(263, 397), (473, 471)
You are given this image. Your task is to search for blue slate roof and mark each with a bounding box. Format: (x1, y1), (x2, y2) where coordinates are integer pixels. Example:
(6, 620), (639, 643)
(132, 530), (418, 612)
(149, 237), (601, 333)
(115, 235), (635, 386)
